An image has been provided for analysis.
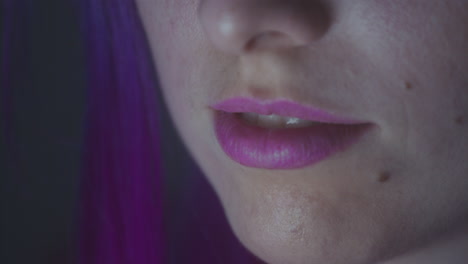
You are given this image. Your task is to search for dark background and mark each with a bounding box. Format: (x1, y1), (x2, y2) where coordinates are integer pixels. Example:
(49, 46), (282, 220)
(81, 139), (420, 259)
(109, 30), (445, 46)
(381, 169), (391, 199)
(1, 1), (85, 263)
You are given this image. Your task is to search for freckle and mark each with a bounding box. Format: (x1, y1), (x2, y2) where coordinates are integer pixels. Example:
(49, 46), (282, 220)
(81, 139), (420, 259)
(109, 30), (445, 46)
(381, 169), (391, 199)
(455, 116), (464, 125)
(405, 82), (413, 91)
(378, 171), (391, 183)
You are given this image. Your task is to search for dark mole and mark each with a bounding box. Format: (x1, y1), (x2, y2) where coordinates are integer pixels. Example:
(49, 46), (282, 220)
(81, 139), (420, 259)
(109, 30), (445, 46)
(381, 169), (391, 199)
(455, 116), (464, 125)
(405, 82), (413, 90)
(378, 171), (391, 183)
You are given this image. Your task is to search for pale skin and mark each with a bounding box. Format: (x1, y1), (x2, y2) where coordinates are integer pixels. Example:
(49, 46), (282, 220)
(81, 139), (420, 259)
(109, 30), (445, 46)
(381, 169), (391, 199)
(135, 1), (468, 263)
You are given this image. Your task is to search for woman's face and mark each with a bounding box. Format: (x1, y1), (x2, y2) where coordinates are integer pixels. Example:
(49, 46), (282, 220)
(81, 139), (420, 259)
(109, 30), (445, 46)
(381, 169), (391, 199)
(136, 1), (468, 263)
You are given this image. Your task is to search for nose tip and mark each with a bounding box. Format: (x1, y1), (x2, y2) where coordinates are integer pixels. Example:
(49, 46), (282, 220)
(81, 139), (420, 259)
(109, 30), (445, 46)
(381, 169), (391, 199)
(198, 0), (331, 54)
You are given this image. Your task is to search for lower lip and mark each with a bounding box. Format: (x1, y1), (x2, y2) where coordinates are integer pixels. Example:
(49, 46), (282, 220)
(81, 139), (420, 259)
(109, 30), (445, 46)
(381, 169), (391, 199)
(214, 111), (372, 169)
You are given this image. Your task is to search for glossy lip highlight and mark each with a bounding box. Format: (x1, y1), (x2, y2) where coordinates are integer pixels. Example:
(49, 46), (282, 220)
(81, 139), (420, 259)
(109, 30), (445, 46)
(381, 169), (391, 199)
(210, 97), (373, 170)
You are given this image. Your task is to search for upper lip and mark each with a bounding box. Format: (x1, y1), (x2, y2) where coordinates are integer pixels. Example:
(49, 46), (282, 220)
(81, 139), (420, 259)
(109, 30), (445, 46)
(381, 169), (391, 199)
(210, 97), (367, 124)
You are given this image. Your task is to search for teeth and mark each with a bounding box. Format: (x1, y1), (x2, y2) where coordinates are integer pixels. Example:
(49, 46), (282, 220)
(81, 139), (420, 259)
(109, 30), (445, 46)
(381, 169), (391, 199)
(239, 112), (318, 128)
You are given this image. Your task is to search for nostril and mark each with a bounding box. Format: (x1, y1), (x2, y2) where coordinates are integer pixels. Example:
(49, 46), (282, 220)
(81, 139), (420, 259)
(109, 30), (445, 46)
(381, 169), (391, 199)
(198, 0), (332, 55)
(244, 31), (294, 52)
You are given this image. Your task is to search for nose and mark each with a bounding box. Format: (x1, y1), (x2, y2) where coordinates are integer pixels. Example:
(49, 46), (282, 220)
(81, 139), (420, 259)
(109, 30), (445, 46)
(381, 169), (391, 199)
(198, 0), (332, 54)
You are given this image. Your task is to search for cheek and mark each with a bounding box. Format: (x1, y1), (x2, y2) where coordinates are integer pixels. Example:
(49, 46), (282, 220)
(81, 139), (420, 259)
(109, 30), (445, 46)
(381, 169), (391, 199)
(137, 0), (204, 97)
(352, 0), (468, 159)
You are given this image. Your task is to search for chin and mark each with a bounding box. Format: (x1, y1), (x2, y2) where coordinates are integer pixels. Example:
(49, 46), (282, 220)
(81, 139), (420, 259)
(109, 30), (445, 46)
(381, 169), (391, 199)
(220, 186), (412, 264)
(230, 217), (384, 264)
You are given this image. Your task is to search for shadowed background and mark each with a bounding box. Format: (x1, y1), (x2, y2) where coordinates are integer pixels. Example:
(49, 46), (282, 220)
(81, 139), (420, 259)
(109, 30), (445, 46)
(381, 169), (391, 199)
(1, 0), (85, 263)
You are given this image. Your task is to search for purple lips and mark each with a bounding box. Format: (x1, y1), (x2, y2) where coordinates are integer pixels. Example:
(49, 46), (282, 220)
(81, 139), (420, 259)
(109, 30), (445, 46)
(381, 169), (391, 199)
(211, 97), (372, 169)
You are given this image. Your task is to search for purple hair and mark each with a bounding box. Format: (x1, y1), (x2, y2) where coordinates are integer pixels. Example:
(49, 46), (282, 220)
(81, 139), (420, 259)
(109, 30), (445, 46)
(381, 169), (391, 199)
(78, 0), (166, 263)
(3, 0), (263, 263)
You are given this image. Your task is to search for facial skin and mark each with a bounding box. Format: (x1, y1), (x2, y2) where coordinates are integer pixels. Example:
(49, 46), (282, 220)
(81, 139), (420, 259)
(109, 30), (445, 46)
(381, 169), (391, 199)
(135, 1), (468, 263)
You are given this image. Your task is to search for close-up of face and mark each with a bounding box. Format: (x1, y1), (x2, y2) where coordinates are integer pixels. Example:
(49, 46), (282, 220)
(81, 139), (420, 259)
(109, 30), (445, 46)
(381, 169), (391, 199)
(135, 1), (468, 263)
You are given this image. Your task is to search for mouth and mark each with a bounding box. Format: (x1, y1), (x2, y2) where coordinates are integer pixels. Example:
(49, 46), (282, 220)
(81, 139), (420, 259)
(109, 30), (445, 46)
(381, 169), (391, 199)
(210, 97), (373, 170)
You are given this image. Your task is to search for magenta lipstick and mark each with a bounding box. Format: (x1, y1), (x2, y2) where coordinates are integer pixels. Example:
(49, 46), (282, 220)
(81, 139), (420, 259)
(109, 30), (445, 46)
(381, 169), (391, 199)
(210, 97), (372, 169)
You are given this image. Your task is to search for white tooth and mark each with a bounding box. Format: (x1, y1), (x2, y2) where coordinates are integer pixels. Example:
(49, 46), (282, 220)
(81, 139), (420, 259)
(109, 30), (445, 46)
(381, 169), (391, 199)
(286, 117), (301, 125)
(257, 114), (285, 128)
(240, 113), (317, 128)
(285, 117), (317, 128)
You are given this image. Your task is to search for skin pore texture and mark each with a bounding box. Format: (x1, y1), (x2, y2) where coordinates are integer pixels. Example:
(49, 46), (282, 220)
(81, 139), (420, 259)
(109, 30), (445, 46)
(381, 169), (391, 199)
(135, 1), (468, 263)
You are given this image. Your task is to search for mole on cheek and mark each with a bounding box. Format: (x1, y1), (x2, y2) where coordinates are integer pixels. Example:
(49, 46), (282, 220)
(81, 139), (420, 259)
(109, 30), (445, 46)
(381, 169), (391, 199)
(404, 81), (413, 91)
(378, 171), (391, 183)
